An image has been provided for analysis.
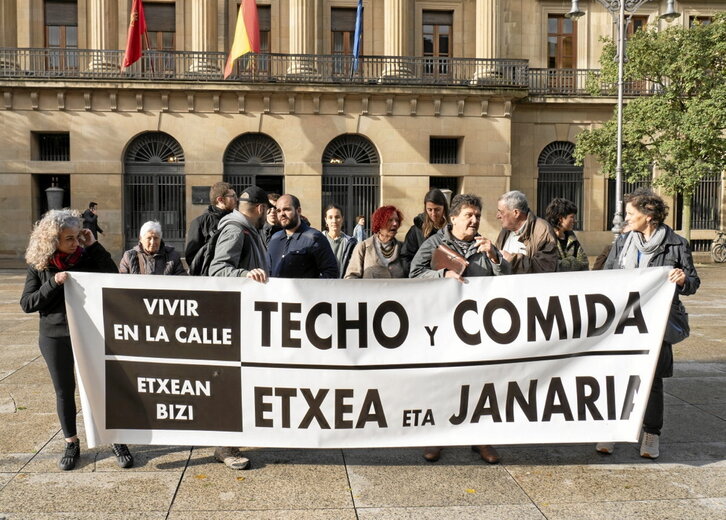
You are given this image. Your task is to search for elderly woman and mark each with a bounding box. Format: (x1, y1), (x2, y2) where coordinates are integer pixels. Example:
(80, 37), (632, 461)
(323, 204), (357, 278)
(597, 188), (700, 459)
(20, 209), (133, 470)
(119, 220), (186, 275)
(544, 197), (589, 271)
(344, 206), (406, 279)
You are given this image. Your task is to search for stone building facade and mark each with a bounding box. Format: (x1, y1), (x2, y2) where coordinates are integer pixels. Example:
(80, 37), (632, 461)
(0, 0), (723, 263)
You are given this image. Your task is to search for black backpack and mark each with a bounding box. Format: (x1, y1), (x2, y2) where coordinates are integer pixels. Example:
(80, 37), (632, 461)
(188, 220), (244, 276)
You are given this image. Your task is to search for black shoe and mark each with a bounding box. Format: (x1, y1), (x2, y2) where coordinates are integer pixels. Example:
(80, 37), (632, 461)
(112, 443), (134, 468)
(58, 440), (80, 471)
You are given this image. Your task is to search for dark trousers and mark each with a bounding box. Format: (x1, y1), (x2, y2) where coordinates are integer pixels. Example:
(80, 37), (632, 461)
(643, 376), (663, 435)
(39, 335), (77, 438)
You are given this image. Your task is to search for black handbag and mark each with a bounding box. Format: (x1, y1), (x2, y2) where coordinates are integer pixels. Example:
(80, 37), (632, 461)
(664, 301), (690, 344)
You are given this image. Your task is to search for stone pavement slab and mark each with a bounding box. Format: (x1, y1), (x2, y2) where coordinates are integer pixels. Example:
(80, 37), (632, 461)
(540, 497), (726, 520)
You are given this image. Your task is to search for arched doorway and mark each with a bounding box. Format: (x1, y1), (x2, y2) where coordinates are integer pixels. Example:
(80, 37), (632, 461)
(124, 132), (186, 251)
(322, 134), (380, 235)
(537, 141), (583, 229)
(223, 133), (284, 195)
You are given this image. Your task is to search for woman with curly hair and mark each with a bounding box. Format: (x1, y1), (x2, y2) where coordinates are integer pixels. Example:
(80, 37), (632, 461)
(344, 206), (407, 278)
(597, 189), (700, 459)
(544, 197), (589, 271)
(119, 220), (186, 275)
(20, 209), (134, 471)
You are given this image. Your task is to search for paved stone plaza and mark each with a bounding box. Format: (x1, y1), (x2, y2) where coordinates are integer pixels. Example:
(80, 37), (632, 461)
(0, 266), (724, 519)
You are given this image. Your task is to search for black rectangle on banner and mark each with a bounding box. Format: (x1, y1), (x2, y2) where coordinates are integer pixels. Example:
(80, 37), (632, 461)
(105, 360), (242, 432)
(103, 288), (240, 361)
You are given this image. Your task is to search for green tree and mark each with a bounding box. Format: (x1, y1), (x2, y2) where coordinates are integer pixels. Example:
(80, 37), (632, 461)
(574, 13), (726, 240)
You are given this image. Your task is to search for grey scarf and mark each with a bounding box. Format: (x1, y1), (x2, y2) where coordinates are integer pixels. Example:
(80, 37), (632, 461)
(372, 236), (400, 267)
(618, 225), (667, 269)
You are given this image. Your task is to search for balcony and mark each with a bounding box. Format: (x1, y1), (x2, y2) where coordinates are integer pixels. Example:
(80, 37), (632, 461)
(0, 48), (660, 97)
(529, 68), (657, 96)
(0, 48), (528, 89)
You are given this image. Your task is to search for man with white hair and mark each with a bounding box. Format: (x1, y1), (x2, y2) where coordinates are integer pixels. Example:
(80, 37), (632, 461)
(494, 190), (558, 274)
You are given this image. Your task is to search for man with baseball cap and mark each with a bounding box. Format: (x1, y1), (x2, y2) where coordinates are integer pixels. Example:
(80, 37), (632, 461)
(209, 185), (271, 469)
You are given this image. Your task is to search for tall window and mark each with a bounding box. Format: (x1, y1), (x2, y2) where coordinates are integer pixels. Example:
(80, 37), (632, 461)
(45, 0), (78, 70)
(547, 15), (576, 69)
(689, 16), (712, 27)
(145, 3), (176, 74)
(627, 15), (648, 36)
(331, 8), (357, 75)
(423, 11), (452, 77)
(145, 3), (176, 51)
(258, 6), (271, 54)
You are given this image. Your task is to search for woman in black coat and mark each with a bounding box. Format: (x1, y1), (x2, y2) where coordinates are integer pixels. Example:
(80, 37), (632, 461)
(20, 209), (134, 471)
(597, 189), (700, 459)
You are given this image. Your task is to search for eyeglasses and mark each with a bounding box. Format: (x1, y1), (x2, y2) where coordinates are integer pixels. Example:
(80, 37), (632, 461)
(224, 193), (238, 199)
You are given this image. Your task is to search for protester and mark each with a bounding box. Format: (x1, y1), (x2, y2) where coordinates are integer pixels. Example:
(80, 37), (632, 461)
(20, 209), (133, 470)
(262, 192), (282, 245)
(268, 194), (339, 279)
(119, 220), (186, 275)
(409, 194), (509, 464)
(353, 215), (367, 243)
(344, 205), (406, 279)
(401, 188), (450, 272)
(544, 197), (589, 271)
(209, 185), (271, 469)
(322, 204), (357, 278)
(597, 188), (700, 459)
(184, 182), (237, 267)
(81, 202), (103, 239)
(495, 190), (558, 274)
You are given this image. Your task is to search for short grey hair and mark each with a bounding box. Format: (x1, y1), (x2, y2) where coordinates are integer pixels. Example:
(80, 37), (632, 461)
(139, 220), (162, 239)
(498, 190), (530, 213)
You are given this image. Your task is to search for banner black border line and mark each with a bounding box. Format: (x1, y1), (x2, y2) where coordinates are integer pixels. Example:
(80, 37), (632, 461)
(239, 349), (651, 371)
(104, 356), (242, 367)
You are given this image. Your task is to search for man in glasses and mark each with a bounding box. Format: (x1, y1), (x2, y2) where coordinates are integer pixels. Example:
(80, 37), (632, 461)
(185, 182), (238, 269)
(262, 192), (282, 245)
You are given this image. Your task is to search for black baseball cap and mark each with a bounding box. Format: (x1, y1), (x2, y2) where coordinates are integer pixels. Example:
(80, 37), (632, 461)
(239, 186), (269, 205)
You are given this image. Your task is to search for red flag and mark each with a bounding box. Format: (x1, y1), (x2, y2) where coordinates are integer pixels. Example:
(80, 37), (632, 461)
(224, 0), (260, 79)
(122, 0), (148, 70)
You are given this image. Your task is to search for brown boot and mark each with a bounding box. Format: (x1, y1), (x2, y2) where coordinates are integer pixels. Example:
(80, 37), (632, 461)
(423, 447), (442, 462)
(472, 445), (500, 464)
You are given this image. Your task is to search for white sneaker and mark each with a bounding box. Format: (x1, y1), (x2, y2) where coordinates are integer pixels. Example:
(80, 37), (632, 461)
(640, 433), (660, 459)
(214, 447), (250, 470)
(596, 442), (614, 454)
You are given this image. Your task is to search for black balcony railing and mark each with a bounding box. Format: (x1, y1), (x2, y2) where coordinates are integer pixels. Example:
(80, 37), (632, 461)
(0, 48), (528, 88)
(529, 68), (656, 96)
(0, 48), (662, 96)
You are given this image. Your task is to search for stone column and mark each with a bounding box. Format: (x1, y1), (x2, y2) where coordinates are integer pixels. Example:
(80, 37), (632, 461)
(88, 0), (117, 71)
(472, 0), (501, 83)
(189, 0), (218, 73)
(381, 0), (413, 79)
(287, 0), (316, 75)
(0, 0), (18, 72)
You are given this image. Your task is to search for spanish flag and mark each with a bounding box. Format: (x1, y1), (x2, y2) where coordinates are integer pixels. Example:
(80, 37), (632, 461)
(224, 0), (260, 79)
(122, 0), (148, 70)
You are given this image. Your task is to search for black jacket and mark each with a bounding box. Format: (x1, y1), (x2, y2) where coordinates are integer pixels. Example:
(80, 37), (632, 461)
(20, 242), (118, 338)
(81, 209), (103, 238)
(184, 205), (232, 266)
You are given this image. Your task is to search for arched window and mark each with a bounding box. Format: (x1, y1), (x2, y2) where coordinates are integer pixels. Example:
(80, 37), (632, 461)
(322, 134), (380, 234)
(537, 141), (583, 229)
(124, 132), (185, 251)
(223, 133), (284, 195)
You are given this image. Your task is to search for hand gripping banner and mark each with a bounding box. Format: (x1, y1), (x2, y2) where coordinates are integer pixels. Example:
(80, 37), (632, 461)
(65, 268), (675, 448)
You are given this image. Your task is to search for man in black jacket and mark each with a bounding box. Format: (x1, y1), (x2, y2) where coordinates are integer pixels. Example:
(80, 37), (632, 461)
(184, 182), (238, 268)
(81, 202), (103, 239)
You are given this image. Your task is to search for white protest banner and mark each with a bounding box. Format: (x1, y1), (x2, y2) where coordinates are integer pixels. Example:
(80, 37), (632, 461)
(65, 268), (674, 448)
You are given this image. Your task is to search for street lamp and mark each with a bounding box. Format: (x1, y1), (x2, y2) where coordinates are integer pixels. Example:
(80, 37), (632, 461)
(566, 0), (680, 239)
